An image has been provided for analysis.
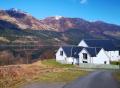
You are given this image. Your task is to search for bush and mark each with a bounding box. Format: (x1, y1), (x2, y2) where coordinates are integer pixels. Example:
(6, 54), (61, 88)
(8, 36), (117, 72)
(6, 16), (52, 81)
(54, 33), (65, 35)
(110, 61), (120, 65)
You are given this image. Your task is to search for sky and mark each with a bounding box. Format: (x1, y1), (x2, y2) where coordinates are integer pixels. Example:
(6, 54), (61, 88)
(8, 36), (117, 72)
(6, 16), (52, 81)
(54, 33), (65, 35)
(0, 0), (120, 25)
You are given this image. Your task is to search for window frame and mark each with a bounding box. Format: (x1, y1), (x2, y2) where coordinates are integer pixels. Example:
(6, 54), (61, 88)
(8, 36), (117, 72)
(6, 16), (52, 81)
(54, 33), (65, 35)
(60, 51), (63, 56)
(83, 53), (88, 59)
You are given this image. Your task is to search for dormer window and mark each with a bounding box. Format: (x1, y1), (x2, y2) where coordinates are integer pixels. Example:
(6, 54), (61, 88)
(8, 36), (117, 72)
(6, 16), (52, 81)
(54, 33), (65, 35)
(60, 51), (63, 56)
(83, 53), (87, 59)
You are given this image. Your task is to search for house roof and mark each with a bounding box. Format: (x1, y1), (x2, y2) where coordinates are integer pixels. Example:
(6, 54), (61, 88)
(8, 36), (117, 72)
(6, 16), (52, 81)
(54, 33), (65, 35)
(62, 46), (73, 57)
(62, 46), (83, 58)
(72, 47), (83, 58)
(84, 47), (102, 57)
(61, 46), (102, 58)
(83, 39), (118, 51)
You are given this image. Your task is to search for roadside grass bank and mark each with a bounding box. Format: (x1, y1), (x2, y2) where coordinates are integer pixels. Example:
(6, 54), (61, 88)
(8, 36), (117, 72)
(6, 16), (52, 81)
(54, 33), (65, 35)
(114, 71), (120, 81)
(0, 59), (88, 88)
(41, 59), (75, 68)
(32, 69), (87, 83)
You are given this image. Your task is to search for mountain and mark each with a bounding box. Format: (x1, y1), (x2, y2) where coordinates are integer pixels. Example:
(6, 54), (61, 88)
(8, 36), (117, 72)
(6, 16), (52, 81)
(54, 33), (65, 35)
(42, 16), (120, 33)
(0, 8), (53, 30)
(42, 16), (90, 32)
(0, 8), (120, 45)
(0, 8), (120, 33)
(42, 16), (120, 42)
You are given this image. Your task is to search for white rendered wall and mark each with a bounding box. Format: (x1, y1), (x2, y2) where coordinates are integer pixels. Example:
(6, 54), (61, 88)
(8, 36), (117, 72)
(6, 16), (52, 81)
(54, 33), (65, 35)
(56, 47), (67, 62)
(93, 49), (110, 64)
(106, 51), (120, 61)
(56, 47), (75, 64)
(66, 57), (74, 64)
(73, 58), (79, 64)
(78, 49), (92, 64)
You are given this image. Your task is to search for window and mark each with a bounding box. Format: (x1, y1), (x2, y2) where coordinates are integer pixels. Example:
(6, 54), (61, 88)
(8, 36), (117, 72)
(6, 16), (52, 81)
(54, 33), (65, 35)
(60, 51), (63, 56)
(83, 61), (88, 63)
(83, 53), (87, 59)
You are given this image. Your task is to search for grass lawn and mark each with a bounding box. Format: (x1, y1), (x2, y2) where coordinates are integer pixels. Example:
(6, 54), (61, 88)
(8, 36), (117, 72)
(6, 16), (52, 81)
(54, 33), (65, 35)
(0, 59), (88, 88)
(33, 69), (87, 83)
(41, 59), (75, 68)
(30, 59), (88, 83)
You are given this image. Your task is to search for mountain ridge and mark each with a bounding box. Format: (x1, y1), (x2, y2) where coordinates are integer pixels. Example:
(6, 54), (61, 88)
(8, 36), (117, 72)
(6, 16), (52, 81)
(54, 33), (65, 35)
(0, 8), (120, 46)
(0, 8), (120, 32)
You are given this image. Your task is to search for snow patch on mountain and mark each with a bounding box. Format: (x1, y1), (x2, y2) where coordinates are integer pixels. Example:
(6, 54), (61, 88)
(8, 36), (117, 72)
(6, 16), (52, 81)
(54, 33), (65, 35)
(54, 16), (63, 20)
(7, 8), (31, 16)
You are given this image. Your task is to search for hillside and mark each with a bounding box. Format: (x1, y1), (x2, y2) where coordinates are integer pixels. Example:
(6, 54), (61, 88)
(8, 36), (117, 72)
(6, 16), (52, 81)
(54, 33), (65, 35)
(0, 8), (120, 65)
(0, 8), (53, 30)
(0, 9), (120, 43)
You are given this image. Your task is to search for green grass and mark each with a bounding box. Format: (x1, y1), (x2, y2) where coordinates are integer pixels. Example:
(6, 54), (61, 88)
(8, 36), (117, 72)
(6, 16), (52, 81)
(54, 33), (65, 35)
(32, 59), (88, 83)
(33, 70), (88, 83)
(110, 61), (120, 65)
(41, 59), (75, 68)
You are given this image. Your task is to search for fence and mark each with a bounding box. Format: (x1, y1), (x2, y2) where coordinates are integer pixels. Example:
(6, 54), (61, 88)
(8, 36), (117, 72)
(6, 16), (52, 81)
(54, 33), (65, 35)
(57, 60), (120, 70)
(79, 63), (120, 70)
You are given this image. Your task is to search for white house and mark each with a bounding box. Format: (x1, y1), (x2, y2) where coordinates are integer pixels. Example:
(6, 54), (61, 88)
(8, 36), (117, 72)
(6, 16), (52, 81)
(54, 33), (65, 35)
(56, 39), (120, 65)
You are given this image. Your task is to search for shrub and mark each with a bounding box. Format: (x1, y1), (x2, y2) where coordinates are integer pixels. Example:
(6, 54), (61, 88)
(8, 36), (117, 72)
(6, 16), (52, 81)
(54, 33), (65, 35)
(110, 61), (120, 65)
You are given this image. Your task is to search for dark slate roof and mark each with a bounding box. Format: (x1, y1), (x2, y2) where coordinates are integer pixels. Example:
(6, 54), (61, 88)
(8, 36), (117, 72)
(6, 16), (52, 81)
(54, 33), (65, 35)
(83, 39), (117, 51)
(61, 46), (102, 58)
(72, 47), (83, 58)
(84, 47), (102, 57)
(62, 46), (83, 58)
(62, 46), (73, 57)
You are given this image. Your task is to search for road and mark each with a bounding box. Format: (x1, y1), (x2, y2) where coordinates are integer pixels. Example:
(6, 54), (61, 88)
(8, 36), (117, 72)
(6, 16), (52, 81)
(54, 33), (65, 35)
(63, 71), (120, 88)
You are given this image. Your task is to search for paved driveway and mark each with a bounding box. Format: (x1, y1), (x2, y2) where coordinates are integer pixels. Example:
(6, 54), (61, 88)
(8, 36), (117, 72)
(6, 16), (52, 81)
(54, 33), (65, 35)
(63, 71), (120, 88)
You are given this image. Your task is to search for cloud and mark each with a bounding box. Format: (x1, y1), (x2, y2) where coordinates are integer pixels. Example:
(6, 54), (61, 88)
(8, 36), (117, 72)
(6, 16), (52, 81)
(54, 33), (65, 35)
(80, 0), (87, 4)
